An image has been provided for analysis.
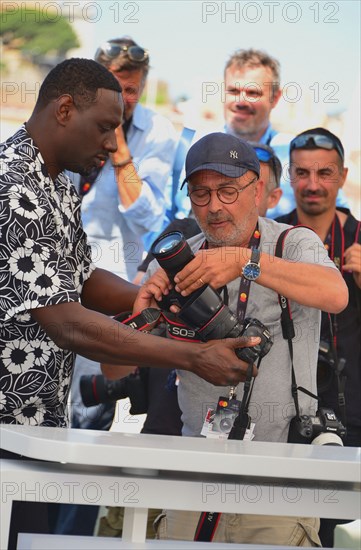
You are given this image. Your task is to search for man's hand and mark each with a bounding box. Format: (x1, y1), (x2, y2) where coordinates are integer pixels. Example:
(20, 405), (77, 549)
(191, 336), (260, 386)
(133, 268), (172, 312)
(344, 242), (361, 289)
(173, 248), (249, 295)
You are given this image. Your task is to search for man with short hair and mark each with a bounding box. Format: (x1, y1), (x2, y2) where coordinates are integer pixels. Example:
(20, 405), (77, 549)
(277, 127), (361, 547)
(136, 132), (348, 546)
(222, 48), (348, 218)
(0, 60), (258, 547)
(69, 36), (178, 432)
(73, 36), (177, 282)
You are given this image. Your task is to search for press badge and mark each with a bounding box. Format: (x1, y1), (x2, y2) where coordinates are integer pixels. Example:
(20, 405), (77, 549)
(201, 398), (255, 440)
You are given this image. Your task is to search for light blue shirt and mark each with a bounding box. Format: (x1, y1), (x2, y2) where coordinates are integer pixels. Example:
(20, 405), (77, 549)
(71, 103), (177, 282)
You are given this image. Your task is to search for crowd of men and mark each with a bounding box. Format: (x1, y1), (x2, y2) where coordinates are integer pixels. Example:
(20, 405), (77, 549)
(0, 37), (360, 549)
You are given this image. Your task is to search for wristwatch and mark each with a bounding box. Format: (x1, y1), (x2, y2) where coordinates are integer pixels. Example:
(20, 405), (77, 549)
(242, 249), (261, 281)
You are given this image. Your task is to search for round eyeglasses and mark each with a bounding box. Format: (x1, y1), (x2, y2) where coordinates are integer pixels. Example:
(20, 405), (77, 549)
(188, 178), (257, 207)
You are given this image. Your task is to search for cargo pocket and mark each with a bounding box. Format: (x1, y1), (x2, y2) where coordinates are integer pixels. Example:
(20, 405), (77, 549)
(290, 517), (321, 547)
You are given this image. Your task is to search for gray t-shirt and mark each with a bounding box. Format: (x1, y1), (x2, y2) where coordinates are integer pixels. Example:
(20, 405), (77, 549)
(147, 217), (338, 443)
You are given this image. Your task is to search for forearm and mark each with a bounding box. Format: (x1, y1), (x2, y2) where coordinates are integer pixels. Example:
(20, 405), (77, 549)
(114, 160), (143, 208)
(31, 301), (198, 369)
(257, 253), (348, 313)
(81, 268), (139, 315)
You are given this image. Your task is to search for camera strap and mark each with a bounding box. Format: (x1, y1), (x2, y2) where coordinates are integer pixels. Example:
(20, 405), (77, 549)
(113, 308), (162, 331)
(284, 213), (355, 425)
(275, 226), (319, 419)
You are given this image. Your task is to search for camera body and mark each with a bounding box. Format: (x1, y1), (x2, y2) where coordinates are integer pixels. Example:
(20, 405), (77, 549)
(288, 407), (346, 446)
(80, 370), (148, 415)
(150, 231), (273, 363)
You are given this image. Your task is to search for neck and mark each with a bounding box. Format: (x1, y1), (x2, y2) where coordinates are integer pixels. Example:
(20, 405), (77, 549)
(26, 113), (60, 180)
(295, 208), (341, 242)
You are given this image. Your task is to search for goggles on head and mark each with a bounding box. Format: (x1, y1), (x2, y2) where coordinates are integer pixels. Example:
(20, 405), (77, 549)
(290, 133), (344, 162)
(250, 144), (282, 187)
(95, 41), (149, 64)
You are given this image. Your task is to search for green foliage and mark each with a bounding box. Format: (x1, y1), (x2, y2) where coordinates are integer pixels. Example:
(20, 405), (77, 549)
(1, 6), (79, 57)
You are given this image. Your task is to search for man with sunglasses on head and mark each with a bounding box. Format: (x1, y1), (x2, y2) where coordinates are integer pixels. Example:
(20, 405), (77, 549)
(277, 127), (361, 547)
(135, 132), (348, 546)
(58, 36), (178, 536)
(74, 36), (177, 283)
(68, 36), (178, 431)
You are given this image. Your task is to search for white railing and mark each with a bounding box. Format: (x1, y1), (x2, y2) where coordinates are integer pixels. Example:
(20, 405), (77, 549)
(1, 425), (360, 549)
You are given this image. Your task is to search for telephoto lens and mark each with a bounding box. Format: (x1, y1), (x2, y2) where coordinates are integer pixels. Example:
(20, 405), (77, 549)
(151, 231), (273, 363)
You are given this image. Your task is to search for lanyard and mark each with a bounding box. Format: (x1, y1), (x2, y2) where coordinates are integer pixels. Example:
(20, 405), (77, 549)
(201, 224), (261, 324)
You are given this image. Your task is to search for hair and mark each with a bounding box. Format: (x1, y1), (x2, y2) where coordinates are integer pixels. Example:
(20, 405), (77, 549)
(291, 127), (345, 169)
(95, 36), (149, 80)
(224, 48), (281, 97)
(35, 58), (122, 111)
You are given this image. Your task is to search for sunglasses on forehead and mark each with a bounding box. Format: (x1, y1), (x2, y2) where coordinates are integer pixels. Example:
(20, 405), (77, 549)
(95, 41), (149, 64)
(250, 144), (282, 187)
(290, 134), (344, 161)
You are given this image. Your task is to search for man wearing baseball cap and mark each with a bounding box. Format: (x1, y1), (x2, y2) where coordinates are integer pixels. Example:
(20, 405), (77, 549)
(134, 132), (347, 545)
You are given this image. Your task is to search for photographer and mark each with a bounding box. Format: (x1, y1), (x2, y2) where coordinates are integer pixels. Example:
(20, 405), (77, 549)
(277, 127), (361, 546)
(136, 133), (348, 546)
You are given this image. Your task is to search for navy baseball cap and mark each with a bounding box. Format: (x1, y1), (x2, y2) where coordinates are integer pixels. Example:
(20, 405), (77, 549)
(181, 132), (260, 188)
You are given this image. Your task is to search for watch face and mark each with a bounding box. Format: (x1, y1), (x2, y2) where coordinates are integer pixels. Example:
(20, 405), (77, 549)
(243, 262), (261, 281)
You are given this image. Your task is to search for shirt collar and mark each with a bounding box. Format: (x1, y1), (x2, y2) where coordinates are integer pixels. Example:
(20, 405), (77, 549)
(131, 103), (147, 131)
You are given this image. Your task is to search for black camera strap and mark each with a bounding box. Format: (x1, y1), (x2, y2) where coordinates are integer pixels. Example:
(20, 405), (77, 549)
(275, 226), (320, 419)
(286, 213), (354, 425)
(113, 308), (162, 331)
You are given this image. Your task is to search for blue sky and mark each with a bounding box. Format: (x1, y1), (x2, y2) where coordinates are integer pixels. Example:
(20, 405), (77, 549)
(69, 0), (361, 113)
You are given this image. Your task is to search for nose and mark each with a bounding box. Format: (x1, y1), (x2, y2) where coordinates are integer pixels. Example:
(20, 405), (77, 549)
(207, 190), (224, 212)
(306, 169), (320, 190)
(105, 131), (118, 154)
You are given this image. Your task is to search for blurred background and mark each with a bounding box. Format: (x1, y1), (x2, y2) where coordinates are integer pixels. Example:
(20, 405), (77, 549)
(1, 0), (360, 216)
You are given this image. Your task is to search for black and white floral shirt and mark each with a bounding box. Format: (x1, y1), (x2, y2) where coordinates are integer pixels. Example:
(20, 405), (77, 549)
(0, 126), (95, 426)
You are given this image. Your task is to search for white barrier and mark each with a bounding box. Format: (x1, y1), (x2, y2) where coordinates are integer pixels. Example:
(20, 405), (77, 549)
(1, 425), (360, 549)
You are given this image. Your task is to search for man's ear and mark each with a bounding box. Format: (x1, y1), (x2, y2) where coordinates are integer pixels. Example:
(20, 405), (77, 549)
(267, 187), (283, 210)
(254, 178), (265, 205)
(271, 88), (282, 109)
(55, 94), (75, 126)
(339, 167), (348, 189)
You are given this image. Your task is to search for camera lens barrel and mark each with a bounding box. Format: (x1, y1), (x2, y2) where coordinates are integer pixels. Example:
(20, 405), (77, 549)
(151, 231), (273, 365)
(80, 374), (128, 407)
(151, 231), (196, 282)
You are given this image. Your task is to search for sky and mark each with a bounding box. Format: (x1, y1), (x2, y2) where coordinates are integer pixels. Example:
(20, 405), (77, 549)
(61, 0), (361, 114)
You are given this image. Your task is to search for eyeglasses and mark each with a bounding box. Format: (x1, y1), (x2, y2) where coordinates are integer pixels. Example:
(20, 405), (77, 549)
(290, 134), (344, 161)
(188, 178), (257, 206)
(95, 41), (149, 64)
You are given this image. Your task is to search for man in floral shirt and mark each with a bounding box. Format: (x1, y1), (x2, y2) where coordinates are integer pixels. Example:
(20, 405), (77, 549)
(0, 58), (257, 432)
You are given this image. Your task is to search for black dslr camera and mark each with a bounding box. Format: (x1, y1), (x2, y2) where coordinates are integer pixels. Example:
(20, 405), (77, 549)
(80, 369), (148, 415)
(288, 407), (346, 446)
(150, 231), (273, 363)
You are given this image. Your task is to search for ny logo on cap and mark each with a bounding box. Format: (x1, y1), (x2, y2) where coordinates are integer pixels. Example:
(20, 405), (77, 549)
(230, 150), (238, 159)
